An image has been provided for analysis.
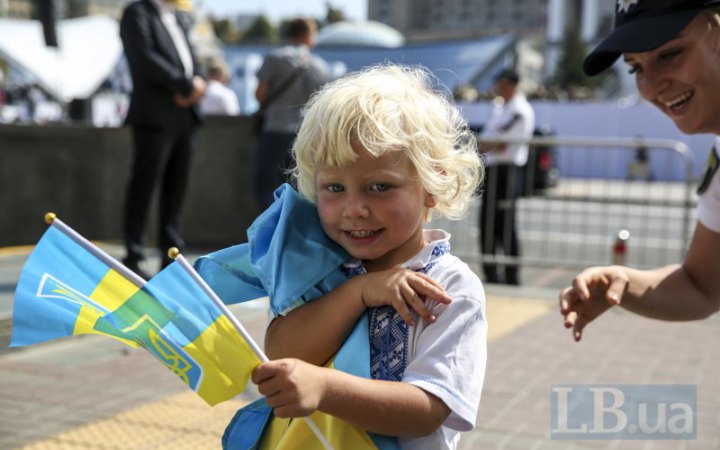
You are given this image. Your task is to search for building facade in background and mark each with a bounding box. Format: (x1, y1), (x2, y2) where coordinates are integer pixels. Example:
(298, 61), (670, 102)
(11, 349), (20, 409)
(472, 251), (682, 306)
(369, 0), (614, 44)
(369, 0), (617, 84)
(369, 0), (549, 41)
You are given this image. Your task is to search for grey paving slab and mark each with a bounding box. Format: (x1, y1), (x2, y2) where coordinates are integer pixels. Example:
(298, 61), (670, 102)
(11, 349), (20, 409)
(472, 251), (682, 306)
(461, 307), (720, 450)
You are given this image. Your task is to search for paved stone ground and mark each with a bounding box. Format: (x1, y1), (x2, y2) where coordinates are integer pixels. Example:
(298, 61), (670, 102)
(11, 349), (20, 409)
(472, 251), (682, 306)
(1, 242), (719, 449)
(1, 290), (718, 449)
(466, 307), (720, 450)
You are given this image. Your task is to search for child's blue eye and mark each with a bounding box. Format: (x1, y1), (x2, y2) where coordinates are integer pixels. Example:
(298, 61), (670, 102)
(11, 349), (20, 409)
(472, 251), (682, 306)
(370, 183), (390, 192)
(327, 184), (344, 193)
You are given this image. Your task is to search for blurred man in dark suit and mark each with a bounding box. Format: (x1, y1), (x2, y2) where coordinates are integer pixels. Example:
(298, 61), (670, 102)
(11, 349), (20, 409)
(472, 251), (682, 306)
(120, 0), (206, 278)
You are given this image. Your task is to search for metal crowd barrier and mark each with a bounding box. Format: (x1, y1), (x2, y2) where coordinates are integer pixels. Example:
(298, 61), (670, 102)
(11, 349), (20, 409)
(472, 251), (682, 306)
(429, 136), (697, 271)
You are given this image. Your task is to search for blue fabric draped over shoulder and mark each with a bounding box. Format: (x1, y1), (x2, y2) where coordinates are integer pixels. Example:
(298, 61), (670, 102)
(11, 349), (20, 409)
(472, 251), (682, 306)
(194, 184), (401, 450)
(194, 183), (350, 313)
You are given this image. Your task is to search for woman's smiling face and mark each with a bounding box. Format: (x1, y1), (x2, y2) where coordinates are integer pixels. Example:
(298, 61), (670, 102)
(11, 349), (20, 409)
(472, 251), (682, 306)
(624, 13), (720, 135)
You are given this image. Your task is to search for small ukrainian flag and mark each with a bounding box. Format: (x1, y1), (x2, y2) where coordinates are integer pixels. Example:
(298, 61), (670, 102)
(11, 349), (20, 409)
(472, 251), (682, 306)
(11, 214), (145, 348)
(11, 214), (262, 406)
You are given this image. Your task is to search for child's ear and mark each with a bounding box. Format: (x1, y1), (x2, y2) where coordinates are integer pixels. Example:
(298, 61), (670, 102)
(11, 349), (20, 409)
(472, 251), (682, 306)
(424, 193), (437, 208)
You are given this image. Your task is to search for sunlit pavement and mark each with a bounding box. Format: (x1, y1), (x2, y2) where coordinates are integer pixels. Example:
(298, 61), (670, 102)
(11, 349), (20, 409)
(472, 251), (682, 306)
(1, 245), (718, 449)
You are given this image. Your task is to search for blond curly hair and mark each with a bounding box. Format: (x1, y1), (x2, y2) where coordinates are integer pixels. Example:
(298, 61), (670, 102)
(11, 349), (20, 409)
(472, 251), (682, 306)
(291, 64), (483, 220)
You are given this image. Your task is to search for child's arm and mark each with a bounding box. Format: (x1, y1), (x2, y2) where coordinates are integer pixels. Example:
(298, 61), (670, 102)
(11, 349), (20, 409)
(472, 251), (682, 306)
(253, 358), (451, 437)
(264, 268), (451, 365)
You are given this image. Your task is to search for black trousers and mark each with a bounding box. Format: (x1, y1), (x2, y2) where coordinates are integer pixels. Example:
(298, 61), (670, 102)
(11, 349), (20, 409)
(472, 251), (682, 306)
(124, 116), (196, 264)
(479, 164), (522, 284)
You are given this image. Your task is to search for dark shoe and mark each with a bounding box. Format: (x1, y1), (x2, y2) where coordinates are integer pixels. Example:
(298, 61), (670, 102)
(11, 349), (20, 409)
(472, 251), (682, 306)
(122, 257), (152, 280)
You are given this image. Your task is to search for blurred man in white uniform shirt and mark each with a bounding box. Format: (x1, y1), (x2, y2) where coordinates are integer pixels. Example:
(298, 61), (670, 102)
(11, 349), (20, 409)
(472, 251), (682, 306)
(478, 69), (534, 285)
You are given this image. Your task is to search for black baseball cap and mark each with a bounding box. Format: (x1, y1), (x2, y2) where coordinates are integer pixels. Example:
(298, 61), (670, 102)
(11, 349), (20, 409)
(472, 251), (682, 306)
(583, 0), (720, 76)
(494, 69), (520, 84)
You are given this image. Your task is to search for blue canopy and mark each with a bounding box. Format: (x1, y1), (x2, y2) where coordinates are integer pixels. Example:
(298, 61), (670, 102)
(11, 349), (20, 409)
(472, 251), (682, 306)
(224, 34), (517, 112)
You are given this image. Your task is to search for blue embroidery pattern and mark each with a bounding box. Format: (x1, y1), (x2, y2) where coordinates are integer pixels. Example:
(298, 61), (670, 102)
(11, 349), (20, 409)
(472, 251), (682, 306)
(340, 239), (450, 382)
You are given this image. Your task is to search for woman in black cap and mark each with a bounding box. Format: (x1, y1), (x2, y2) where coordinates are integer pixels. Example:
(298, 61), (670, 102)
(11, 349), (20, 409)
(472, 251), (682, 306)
(560, 0), (720, 341)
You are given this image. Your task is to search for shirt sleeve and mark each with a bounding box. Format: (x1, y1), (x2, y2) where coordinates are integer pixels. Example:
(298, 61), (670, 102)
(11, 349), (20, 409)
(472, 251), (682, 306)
(697, 167), (720, 233)
(256, 53), (280, 83)
(402, 268), (487, 431)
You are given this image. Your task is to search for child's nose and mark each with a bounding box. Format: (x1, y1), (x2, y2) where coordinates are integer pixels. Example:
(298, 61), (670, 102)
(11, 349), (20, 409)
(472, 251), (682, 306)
(343, 194), (369, 218)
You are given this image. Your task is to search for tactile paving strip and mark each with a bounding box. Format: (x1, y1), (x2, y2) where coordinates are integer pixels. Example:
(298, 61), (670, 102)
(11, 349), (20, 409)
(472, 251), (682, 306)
(16, 392), (247, 450)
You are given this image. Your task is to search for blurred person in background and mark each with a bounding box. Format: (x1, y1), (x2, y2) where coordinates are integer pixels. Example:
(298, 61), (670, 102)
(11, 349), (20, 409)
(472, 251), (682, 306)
(120, 0), (206, 279)
(477, 69), (535, 286)
(626, 143), (655, 182)
(560, 0), (720, 341)
(253, 17), (330, 210)
(199, 58), (240, 115)
(26, 83), (46, 121)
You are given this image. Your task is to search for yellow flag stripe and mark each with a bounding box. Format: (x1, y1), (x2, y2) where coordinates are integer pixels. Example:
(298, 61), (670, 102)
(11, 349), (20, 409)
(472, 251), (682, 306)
(90, 269), (140, 310)
(260, 358), (379, 450)
(183, 314), (263, 406)
(72, 269), (141, 347)
(260, 410), (379, 450)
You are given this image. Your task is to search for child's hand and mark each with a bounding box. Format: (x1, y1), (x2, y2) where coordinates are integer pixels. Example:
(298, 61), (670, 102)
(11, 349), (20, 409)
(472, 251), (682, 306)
(253, 359), (326, 418)
(358, 269), (452, 326)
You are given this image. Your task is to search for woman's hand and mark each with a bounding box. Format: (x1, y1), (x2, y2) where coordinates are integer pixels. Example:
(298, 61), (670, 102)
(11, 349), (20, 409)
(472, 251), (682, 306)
(559, 265), (629, 341)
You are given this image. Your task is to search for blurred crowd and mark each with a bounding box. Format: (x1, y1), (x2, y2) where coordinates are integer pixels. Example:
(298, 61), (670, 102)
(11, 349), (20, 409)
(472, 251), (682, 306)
(452, 83), (598, 103)
(0, 82), (61, 124)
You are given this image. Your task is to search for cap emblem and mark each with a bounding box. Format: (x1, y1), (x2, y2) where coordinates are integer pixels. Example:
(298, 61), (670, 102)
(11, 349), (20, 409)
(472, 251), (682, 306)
(617, 0), (639, 14)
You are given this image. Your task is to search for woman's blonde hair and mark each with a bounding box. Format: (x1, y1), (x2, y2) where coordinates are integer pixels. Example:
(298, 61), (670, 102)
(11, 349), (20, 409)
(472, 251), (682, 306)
(291, 64), (483, 220)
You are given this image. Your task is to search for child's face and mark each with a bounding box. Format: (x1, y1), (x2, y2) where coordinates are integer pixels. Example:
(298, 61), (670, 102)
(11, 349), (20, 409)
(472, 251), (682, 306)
(315, 145), (434, 273)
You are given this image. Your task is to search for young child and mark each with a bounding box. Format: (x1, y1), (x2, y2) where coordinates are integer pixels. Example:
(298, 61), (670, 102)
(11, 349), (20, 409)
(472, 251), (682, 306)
(253, 64), (486, 449)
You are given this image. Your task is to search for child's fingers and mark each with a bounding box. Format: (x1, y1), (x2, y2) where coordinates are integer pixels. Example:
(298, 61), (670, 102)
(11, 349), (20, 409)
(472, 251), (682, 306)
(392, 294), (416, 326)
(401, 285), (432, 324)
(252, 362), (274, 385)
(272, 404), (295, 418)
(258, 380), (283, 399)
(254, 361), (300, 402)
(412, 272), (452, 304)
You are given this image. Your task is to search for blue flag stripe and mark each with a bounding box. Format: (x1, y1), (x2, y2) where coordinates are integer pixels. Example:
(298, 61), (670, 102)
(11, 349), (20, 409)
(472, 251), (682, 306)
(11, 226), (117, 346)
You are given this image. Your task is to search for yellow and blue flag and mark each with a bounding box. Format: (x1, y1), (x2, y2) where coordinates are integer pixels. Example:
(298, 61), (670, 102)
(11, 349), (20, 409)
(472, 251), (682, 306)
(95, 261), (262, 405)
(11, 218), (262, 406)
(11, 220), (143, 348)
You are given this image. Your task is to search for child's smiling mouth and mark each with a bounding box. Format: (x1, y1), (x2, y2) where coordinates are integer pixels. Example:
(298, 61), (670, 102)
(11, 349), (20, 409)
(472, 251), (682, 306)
(345, 229), (381, 239)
